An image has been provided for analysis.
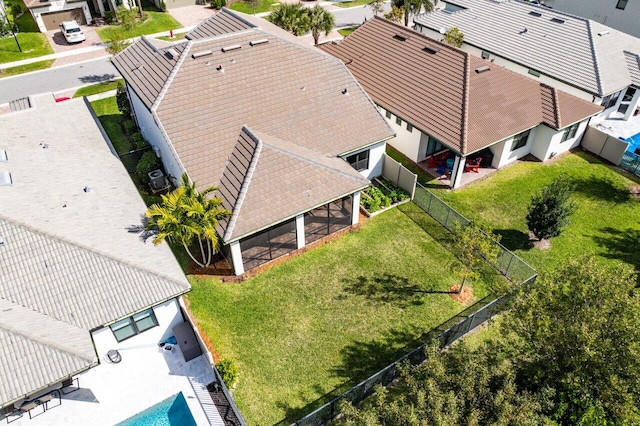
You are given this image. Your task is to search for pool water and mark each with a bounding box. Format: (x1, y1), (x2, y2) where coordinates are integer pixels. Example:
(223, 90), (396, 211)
(627, 133), (640, 154)
(116, 392), (198, 426)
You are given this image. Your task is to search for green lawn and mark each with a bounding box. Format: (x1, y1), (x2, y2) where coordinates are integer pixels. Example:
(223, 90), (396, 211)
(155, 33), (187, 41)
(97, 4), (182, 42)
(334, 0), (373, 8)
(338, 26), (358, 37)
(433, 152), (640, 275)
(73, 79), (124, 98)
(187, 204), (506, 425)
(0, 3), (54, 64)
(0, 59), (54, 77)
(90, 97), (132, 154)
(229, 0), (279, 14)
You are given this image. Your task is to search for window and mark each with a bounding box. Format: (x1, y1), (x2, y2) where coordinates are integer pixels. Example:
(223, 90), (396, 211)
(481, 51), (490, 60)
(346, 150), (369, 172)
(385, 110), (392, 119)
(407, 123), (413, 132)
(110, 308), (158, 342)
(600, 91), (621, 109)
(616, 0), (627, 10)
(511, 129), (530, 151)
(425, 135), (444, 157)
(528, 69), (541, 77)
(623, 87), (637, 102)
(395, 116), (402, 125)
(561, 123), (579, 142)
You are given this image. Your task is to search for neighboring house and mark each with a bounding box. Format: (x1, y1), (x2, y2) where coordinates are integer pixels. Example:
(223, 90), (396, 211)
(0, 95), (195, 419)
(320, 17), (602, 189)
(111, 9), (394, 275)
(25, 0), (94, 32)
(413, 0), (640, 133)
(544, 0), (640, 38)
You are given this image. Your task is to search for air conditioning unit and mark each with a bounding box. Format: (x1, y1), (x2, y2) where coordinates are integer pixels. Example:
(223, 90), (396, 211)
(148, 169), (166, 190)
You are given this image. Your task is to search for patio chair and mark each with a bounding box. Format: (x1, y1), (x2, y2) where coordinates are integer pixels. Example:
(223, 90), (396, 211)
(106, 349), (122, 364)
(464, 157), (482, 173)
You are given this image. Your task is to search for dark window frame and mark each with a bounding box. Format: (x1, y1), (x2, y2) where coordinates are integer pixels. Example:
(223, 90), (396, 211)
(346, 150), (370, 172)
(385, 110), (392, 119)
(616, 0), (627, 10)
(561, 123), (579, 142)
(407, 123), (413, 132)
(511, 129), (531, 151)
(395, 116), (402, 125)
(110, 308), (159, 343)
(601, 91), (621, 109)
(481, 50), (490, 59)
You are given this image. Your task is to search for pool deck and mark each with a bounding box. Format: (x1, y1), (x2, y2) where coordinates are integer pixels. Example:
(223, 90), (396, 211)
(6, 344), (223, 426)
(592, 110), (640, 141)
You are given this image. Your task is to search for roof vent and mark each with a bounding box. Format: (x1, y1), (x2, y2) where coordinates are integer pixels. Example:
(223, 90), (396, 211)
(249, 39), (268, 46)
(551, 17), (565, 23)
(529, 11), (542, 17)
(0, 149), (6, 162)
(0, 171), (12, 186)
(40, 143), (49, 149)
(422, 45), (440, 54)
(0, 235), (4, 246)
(133, 63), (144, 70)
(83, 185), (92, 193)
(598, 30), (610, 36)
(519, 27), (528, 34)
(393, 33), (409, 41)
(192, 50), (213, 59)
(342, 88), (349, 95)
(222, 44), (241, 52)
(475, 66), (490, 74)
(165, 48), (178, 59)
(217, 65), (224, 73)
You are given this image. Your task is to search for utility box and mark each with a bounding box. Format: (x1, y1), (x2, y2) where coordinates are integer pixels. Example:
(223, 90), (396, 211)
(172, 322), (202, 362)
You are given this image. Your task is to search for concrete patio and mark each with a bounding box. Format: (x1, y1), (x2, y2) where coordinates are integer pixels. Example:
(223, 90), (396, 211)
(417, 158), (497, 188)
(592, 110), (640, 141)
(5, 344), (223, 425)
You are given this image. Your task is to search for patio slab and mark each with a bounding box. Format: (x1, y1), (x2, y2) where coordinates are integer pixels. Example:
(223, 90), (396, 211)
(592, 111), (640, 140)
(9, 344), (222, 425)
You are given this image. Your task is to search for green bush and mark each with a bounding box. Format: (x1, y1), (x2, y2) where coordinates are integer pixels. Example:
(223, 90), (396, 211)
(130, 132), (148, 149)
(116, 84), (131, 117)
(122, 119), (137, 135)
(160, 0), (167, 11)
(210, 0), (226, 9)
(217, 358), (239, 388)
(136, 151), (161, 184)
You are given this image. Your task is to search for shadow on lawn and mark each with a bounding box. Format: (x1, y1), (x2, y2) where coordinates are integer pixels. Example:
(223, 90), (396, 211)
(340, 274), (451, 308)
(592, 227), (640, 284)
(494, 229), (533, 251)
(571, 174), (632, 203)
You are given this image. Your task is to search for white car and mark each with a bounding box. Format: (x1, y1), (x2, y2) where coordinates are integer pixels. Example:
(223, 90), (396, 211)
(59, 20), (86, 43)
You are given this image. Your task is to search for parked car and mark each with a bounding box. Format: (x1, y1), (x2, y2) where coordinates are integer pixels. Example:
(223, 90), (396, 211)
(59, 20), (86, 43)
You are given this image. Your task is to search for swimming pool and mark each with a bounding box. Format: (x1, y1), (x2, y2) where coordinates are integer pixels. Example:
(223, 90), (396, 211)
(116, 392), (198, 426)
(627, 132), (640, 154)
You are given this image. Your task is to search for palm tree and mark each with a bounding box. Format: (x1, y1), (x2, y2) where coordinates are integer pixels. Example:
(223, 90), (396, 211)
(306, 5), (335, 45)
(269, 3), (310, 36)
(393, 0), (437, 27)
(146, 173), (231, 268)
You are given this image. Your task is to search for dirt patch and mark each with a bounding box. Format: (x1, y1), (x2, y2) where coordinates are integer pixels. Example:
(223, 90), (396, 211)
(448, 284), (474, 305)
(630, 185), (640, 199)
(529, 233), (551, 250)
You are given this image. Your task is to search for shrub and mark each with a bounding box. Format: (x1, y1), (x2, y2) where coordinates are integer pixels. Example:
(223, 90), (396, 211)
(122, 119), (137, 135)
(209, 0), (226, 9)
(217, 358), (239, 388)
(130, 132), (147, 149)
(10, 3), (22, 19)
(526, 175), (577, 240)
(160, 0), (167, 11)
(116, 83), (131, 116)
(136, 151), (161, 184)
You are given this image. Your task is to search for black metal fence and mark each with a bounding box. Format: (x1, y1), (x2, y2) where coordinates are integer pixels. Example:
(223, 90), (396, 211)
(291, 185), (537, 426)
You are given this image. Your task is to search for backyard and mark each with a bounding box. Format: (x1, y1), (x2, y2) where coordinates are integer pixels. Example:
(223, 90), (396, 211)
(186, 204), (507, 425)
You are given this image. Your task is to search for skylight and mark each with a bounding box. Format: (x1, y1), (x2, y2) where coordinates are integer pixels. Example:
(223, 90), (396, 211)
(0, 171), (12, 186)
(551, 17), (565, 24)
(529, 11), (542, 17)
(394, 33), (409, 41)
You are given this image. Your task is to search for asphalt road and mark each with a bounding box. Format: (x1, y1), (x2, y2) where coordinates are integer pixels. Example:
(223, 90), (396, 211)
(0, 57), (119, 104)
(333, 2), (393, 28)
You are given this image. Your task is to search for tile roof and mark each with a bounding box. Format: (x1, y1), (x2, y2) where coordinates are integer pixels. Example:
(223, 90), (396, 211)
(320, 17), (602, 155)
(624, 51), (640, 87)
(186, 7), (255, 40)
(413, 0), (640, 97)
(0, 95), (190, 407)
(113, 13), (393, 242)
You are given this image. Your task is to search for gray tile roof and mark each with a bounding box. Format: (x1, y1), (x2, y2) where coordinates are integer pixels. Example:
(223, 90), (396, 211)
(320, 18), (602, 155)
(0, 95), (190, 407)
(113, 17), (393, 242)
(186, 8), (255, 40)
(624, 51), (640, 87)
(413, 0), (640, 96)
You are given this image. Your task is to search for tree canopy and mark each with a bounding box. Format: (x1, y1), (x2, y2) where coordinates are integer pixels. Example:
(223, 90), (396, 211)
(526, 174), (577, 241)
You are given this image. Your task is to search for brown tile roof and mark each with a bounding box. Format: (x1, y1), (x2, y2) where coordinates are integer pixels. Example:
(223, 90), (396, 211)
(320, 18), (602, 155)
(112, 36), (186, 109)
(113, 22), (392, 242)
(186, 8), (254, 41)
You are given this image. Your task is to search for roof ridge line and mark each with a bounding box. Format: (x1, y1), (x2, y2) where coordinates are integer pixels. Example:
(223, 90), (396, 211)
(151, 39), (193, 111)
(222, 126), (262, 242)
(0, 301), (95, 362)
(585, 20), (604, 96)
(460, 51), (470, 154)
(220, 7), (258, 29)
(0, 215), (190, 290)
(190, 27), (257, 44)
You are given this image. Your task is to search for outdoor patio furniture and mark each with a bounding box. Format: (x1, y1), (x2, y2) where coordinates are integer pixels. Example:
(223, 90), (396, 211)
(18, 400), (41, 419)
(61, 377), (80, 395)
(107, 349), (122, 363)
(465, 157), (482, 173)
(37, 393), (57, 412)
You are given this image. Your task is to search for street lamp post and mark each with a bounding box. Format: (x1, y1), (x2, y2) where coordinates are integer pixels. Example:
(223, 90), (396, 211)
(0, 1), (22, 52)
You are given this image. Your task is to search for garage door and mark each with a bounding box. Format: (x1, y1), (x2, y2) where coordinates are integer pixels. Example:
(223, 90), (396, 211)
(41, 8), (86, 31)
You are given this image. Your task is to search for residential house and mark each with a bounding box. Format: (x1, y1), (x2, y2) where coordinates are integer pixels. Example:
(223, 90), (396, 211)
(111, 9), (395, 275)
(413, 0), (640, 138)
(320, 17), (602, 188)
(544, 0), (640, 38)
(0, 95), (220, 424)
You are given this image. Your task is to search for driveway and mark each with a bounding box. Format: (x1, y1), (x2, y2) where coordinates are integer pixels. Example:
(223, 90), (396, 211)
(45, 24), (104, 54)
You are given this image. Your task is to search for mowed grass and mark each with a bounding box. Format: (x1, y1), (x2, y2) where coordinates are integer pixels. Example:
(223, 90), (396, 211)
(187, 204), (506, 425)
(97, 4), (182, 42)
(73, 79), (123, 98)
(0, 59), (54, 77)
(434, 151), (640, 275)
(229, 0), (279, 14)
(0, 2), (54, 64)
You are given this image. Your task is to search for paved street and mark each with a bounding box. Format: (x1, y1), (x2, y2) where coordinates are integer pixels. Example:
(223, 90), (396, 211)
(332, 2), (392, 28)
(0, 57), (119, 104)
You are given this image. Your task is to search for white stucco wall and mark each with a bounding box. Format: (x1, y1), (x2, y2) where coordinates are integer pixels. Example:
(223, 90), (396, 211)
(32, 2), (91, 32)
(531, 120), (589, 161)
(91, 298), (185, 361)
(128, 88), (185, 186)
(492, 127), (538, 168)
(546, 0), (640, 38)
(415, 25), (596, 102)
(380, 107), (424, 162)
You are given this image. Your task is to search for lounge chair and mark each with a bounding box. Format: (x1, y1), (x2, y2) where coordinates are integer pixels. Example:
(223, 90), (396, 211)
(465, 157), (482, 173)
